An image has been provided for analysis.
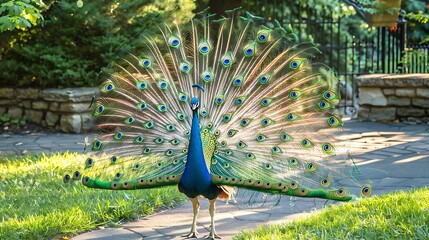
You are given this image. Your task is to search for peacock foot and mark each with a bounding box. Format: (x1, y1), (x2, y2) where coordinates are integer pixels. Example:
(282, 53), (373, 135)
(204, 232), (221, 239)
(182, 230), (199, 238)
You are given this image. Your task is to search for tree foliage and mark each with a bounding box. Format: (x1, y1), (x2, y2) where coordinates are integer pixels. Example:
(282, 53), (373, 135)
(0, 0), (46, 32)
(0, 0), (195, 88)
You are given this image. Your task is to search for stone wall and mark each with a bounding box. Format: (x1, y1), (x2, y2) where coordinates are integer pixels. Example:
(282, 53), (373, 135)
(0, 88), (96, 133)
(356, 74), (429, 122)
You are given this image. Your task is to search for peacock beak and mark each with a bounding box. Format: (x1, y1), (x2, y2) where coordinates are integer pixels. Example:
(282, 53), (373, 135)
(191, 102), (199, 111)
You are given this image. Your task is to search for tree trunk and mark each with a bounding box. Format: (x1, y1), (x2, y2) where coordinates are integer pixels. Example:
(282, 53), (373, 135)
(207, 0), (242, 16)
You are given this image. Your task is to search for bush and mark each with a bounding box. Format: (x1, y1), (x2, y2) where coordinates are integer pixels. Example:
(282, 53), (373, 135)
(0, 0), (195, 88)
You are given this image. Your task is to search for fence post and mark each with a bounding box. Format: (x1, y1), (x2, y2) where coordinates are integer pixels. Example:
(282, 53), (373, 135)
(397, 10), (407, 73)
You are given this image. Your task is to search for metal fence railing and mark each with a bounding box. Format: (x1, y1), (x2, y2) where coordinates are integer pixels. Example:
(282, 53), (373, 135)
(233, 0), (429, 111)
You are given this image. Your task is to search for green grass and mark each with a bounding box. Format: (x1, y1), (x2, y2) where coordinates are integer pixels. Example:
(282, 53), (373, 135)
(0, 152), (187, 240)
(235, 188), (429, 240)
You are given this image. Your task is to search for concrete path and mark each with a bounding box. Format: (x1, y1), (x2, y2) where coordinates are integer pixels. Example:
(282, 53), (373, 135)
(1, 120), (428, 240)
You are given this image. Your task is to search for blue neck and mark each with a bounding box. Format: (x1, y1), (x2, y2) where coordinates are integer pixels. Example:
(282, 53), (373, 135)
(182, 110), (211, 187)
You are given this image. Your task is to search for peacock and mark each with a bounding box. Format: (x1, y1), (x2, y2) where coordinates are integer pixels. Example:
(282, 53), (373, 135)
(64, 9), (371, 239)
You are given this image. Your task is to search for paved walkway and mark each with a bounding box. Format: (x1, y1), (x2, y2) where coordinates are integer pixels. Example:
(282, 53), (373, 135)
(1, 120), (429, 240)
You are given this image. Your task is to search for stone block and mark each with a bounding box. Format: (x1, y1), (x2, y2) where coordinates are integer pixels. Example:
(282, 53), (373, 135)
(81, 113), (95, 131)
(358, 87), (387, 106)
(0, 107), (6, 115)
(0, 88), (14, 98)
(416, 88), (429, 98)
(22, 101), (32, 108)
(41, 88), (96, 102)
(16, 89), (39, 99)
(60, 103), (91, 113)
(387, 96), (411, 106)
(369, 107), (397, 121)
(46, 111), (60, 127)
(395, 88), (415, 97)
(412, 98), (429, 108)
(397, 107), (425, 117)
(357, 106), (370, 120)
(49, 102), (60, 111)
(7, 107), (23, 119)
(60, 114), (82, 133)
(355, 75), (385, 87)
(32, 101), (49, 110)
(0, 99), (15, 105)
(25, 110), (44, 124)
(383, 88), (395, 95)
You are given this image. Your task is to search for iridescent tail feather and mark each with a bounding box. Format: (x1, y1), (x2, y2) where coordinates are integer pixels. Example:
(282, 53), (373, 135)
(64, 9), (371, 201)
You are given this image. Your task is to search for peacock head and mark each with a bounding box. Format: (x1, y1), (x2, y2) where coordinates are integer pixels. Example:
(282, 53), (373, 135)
(191, 97), (199, 111)
(191, 84), (205, 111)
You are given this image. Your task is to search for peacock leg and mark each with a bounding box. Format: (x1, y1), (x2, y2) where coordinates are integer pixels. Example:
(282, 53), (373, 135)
(183, 197), (200, 238)
(206, 198), (221, 239)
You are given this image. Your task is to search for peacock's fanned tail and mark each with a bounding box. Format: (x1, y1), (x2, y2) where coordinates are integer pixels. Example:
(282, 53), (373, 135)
(64, 10), (371, 200)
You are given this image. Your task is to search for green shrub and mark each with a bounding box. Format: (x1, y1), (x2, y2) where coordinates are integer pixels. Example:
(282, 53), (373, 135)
(0, 0), (195, 88)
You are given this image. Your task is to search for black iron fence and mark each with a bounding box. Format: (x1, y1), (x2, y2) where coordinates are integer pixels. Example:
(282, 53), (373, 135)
(238, 0), (429, 111)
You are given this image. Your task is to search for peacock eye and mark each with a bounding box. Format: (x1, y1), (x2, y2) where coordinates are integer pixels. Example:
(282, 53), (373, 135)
(180, 62), (192, 73)
(198, 41), (211, 55)
(222, 113), (232, 123)
(271, 146), (282, 155)
(289, 58), (306, 69)
(157, 104), (168, 112)
(289, 89), (302, 100)
(214, 95), (224, 105)
(93, 105), (105, 116)
(336, 188), (347, 197)
(177, 112), (186, 121)
(240, 118), (251, 127)
(169, 36), (180, 48)
(101, 81), (115, 93)
(327, 115), (343, 127)
(323, 90), (339, 102)
(140, 59), (151, 67)
(143, 147), (151, 154)
(321, 143), (335, 155)
(320, 178), (331, 187)
(221, 52), (234, 67)
(232, 74), (244, 87)
(256, 134), (267, 142)
(237, 141), (247, 149)
(285, 113), (301, 122)
(227, 129), (237, 137)
(257, 29), (271, 43)
(158, 81), (169, 90)
(289, 157), (299, 166)
(92, 139), (102, 151)
(301, 138), (314, 148)
(145, 121), (154, 129)
(258, 73), (272, 85)
(261, 117), (274, 127)
(201, 69), (213, 82)
(361, 186), (372, 197)
(260, 98), (273, 107)
(306, 162), (317, 172)
(136, 80), (148, 90)
(280, 133), (293, 142)
(243, 42), (256, 57)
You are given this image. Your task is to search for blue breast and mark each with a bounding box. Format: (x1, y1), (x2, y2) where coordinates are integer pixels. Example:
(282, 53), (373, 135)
(179, 110), (220, 199)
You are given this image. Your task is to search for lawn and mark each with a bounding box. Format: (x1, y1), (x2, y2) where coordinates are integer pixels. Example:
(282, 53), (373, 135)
(235, 187), (429, 239)
(0, 152), (187, 240)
